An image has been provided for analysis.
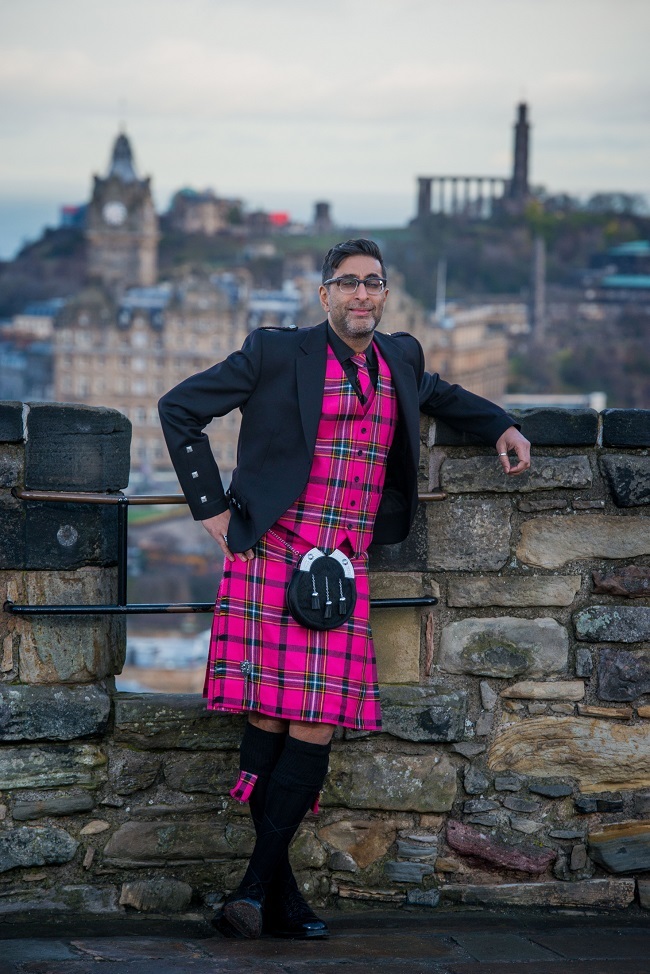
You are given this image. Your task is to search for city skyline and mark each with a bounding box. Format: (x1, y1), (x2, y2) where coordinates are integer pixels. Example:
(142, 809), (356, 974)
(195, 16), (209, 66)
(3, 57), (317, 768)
(1, 0), (649, 258)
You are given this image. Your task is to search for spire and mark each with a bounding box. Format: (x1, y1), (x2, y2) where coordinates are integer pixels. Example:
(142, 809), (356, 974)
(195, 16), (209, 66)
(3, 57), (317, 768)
(107, 132), (138, 183)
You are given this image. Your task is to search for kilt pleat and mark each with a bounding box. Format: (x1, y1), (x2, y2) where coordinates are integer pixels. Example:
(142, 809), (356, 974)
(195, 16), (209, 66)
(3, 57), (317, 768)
(203, 531), (382, 731)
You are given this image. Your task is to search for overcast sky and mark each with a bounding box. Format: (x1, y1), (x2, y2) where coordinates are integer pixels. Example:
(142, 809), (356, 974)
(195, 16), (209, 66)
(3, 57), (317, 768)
(1, 0), (649, 258)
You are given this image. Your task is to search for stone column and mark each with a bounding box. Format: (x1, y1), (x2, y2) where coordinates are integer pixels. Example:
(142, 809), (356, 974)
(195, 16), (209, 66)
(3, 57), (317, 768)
(417, 177), (432, 220)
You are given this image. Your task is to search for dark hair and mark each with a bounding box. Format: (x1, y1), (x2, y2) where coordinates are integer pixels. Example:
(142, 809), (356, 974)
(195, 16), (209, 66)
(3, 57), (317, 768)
(321, 238), (386, 283)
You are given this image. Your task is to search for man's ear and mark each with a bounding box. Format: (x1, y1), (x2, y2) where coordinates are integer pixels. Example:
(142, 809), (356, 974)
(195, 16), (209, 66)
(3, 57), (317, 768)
(318, 285), (330, 312)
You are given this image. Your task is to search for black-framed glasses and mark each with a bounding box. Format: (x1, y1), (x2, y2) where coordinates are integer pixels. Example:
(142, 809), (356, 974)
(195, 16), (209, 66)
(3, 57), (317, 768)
(324, 276), (387, 294)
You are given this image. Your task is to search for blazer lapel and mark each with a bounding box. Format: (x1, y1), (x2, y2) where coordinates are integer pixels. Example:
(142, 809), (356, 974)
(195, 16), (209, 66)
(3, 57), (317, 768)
(374, 331), (421, 465)
(296, 320), (328, 453)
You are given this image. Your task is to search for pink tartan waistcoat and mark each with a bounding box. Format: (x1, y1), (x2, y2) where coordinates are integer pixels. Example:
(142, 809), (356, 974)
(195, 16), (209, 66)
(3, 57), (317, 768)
(275, 343), (398, 556)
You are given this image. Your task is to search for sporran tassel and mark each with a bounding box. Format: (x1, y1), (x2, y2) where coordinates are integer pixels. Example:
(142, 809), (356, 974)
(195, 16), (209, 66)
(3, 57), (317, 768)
(338, 579), (347, 615)
(324, 576), (332, 619)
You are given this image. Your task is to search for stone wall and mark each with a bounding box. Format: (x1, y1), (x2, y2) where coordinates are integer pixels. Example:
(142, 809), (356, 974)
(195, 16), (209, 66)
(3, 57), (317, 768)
(1, 400), (649, 919)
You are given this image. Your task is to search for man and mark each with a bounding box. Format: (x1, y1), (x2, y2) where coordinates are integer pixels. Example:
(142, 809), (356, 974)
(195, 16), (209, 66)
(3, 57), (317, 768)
(159, 238), (530, 940)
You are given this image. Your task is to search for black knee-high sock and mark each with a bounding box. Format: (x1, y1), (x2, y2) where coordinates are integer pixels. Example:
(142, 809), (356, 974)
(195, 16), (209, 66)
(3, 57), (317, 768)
(238, 736), (330, 893)
(237, 723), (294, 888)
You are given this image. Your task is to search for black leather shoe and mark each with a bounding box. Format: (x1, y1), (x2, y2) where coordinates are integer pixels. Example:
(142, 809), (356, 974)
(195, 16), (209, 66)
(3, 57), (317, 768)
(265, 885), (329, 939)
(222, 884), (265, 939)
(210, 908), (244, 939)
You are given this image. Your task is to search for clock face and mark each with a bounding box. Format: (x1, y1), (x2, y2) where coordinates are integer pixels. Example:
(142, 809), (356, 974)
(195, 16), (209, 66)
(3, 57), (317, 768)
(102, 200), (128, 226)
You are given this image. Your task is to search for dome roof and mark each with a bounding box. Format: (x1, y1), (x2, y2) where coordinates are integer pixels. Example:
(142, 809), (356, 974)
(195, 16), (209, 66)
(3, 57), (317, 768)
(108, 133), (138, 183)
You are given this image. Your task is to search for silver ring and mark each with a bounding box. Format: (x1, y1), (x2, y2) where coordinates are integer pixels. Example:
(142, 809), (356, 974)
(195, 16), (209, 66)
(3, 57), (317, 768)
(223, 534), (228, 543)
(498, 452), (508, 457)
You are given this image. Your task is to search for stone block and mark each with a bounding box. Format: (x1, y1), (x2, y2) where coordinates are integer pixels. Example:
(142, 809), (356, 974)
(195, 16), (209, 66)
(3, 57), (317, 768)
(369, 572), (438, 600)
(600, 455), (650, 507)
(598, 649), (650, 701)
(16, 569), (124, 683)
(503, 796), (541, 813)
(0, 501), (26, 568)
(463, 799), (499, 813)
(0, 884), (118, 914)
(639, 879), (650, 909)
(0, 684), (110, 740)
(572, 499), (606, 509)
(464, 767), (490, 795)
(406, 888), (440, 907)
(329, 851), (357, 872)
(517, 516), (650, 569)
(595, 795), (624, 813)
(439, 879), (635, 908)
(575, 795), (598, 814)
(163, 751), (238, 795)
(291, 830), (327, 869)
(508, 407), (599, 446)
(113, 693), (244, 751)
(588, 821), (650, 873)
(528, 782), (572, 798)
(428, 419), (484, 446)
(0, 402), (24, 443)
(397, 834), (438, 859)
(510, 816), (543, 834)
(368, 504), (427, 572)
(0, 445), (23, 488)
(593, 565), (650, 598)
(378, 685), (467, 742)
(323, 748), (456, 812)
(574, 605), (650, 643)
(500, 680), (584, 701)
(575, 647), (593, 678)
(426, 497), (512, 571)
(0, 744), (106, 790)
(25, 403), (131, 491)
(119, 878), (193, 913)
(494, 775), (524, 792)
(79, 819), (109, 835)
(108, 749), (163, 795)
(447, 575), (580, 608)
(103, 820), (253, 864)
(384, 860), (435, 882)
(466, 813), (499, 827)
(372, 608), (421, 684)
(549, 829), (584, 839)
(11, 795), (95, 821)
(488, 716), (650, 793)
(438, 616), (568, 679)
(441, 455), (592, 493)
(0, 826), (78, 873)
(480, 681), (498, 710)
(577, 704), (634, 719)
(446, 820), (555, 874)
(517, 498), (568, 512)
(318, 818), (403, 869)
(475, 711), (494, 736)
(24, 501), (119, 570)
(601, 408), (650, 447)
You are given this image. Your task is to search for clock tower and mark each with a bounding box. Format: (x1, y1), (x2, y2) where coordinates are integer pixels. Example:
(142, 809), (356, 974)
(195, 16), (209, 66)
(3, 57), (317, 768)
(86, 132), (159, 294)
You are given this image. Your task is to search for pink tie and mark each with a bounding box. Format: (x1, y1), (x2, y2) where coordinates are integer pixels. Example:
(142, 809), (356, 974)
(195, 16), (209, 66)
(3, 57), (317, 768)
(351, 352), (371, 403)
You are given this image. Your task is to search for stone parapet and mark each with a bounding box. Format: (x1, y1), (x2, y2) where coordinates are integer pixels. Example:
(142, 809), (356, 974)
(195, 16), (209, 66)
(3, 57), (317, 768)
(1, 401), (650, 916)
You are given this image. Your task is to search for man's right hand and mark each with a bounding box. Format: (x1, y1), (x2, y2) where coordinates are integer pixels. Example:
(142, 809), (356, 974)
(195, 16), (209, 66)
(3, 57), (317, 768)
(201, 511), (254, 562)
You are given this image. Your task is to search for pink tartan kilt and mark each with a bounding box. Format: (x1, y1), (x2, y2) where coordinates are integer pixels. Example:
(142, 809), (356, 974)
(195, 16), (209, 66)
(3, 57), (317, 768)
(203, 531), (382, 731)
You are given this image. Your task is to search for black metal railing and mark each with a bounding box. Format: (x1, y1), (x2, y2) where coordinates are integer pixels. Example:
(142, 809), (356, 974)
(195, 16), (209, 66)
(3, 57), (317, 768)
(4, 488), (446, 616)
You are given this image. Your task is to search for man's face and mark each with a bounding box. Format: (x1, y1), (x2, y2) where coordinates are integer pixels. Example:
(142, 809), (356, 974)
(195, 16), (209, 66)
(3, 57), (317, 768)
(319, 254), (389, 346)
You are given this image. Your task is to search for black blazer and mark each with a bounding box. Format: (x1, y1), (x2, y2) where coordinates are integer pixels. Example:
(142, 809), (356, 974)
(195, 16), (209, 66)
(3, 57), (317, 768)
(158, 321), (515, 551)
